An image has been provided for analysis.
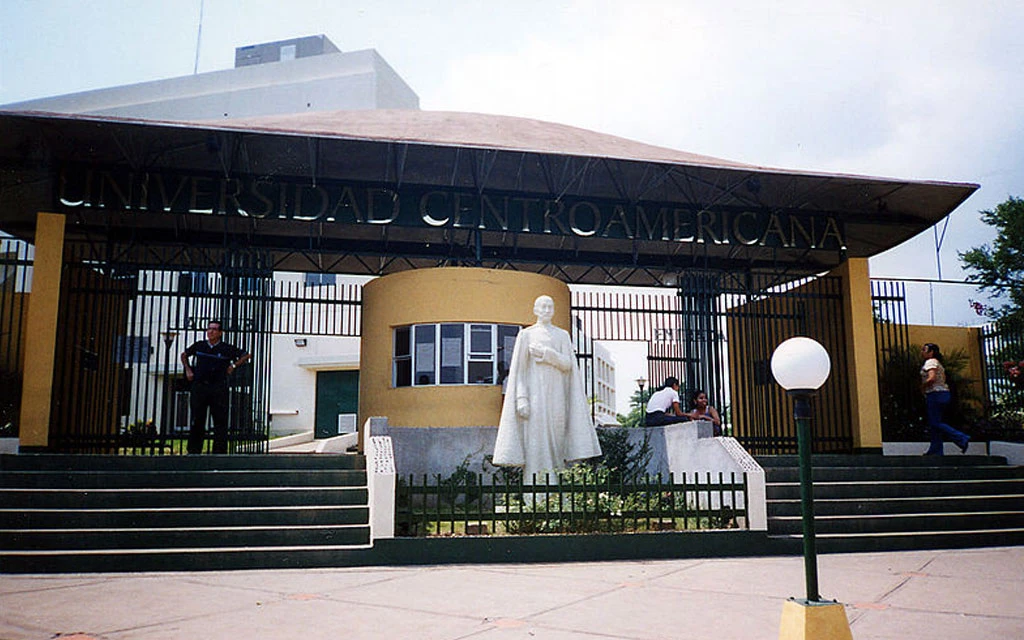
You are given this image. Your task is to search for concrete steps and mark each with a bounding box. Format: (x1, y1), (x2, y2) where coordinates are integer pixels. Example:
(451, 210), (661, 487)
(759, 454), (1024, 553)
(0, 453), (372, 572)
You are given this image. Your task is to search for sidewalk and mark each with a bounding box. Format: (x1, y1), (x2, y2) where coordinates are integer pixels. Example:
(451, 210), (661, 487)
(1, 546), (1021, 639)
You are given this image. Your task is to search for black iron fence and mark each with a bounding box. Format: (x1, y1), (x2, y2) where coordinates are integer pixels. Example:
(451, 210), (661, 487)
(979, 316), (1024, 441)
(572, 270), (852, 454)
(0, 237), (32, 438)
(871, 280), (924, 441)
(46, 241), (362, 454)
(872, 278), (1024, 442)
(396, 468), (749, 536)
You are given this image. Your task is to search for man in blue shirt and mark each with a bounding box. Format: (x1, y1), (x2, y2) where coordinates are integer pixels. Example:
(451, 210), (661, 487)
(180, 320), (251, 454)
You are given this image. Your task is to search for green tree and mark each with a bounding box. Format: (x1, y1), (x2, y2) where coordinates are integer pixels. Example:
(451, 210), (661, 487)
(960, 196), (1024, 321)
(615, 389), (646, 429)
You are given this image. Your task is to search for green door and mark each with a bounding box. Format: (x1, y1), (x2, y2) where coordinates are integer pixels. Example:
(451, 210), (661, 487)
(314, 370), (359, 439)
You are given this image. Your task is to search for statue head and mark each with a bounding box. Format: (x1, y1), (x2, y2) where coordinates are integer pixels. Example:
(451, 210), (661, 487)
(533, 295), (555, 323)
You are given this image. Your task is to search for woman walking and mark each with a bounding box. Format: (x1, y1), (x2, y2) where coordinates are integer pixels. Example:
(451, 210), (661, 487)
(920, 343), (970, 455)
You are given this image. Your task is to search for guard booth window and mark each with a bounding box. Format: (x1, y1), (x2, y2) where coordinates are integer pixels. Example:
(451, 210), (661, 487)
(415, 325), (436, 384)
(393, 327), (412, 386)
(393, 323), (520, 387)
(439, 324), (464, 384)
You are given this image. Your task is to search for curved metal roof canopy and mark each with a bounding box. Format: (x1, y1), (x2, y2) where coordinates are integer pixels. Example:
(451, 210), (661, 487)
(0, 109), (978, 285)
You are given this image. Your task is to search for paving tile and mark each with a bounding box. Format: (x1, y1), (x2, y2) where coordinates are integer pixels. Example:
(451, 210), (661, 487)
(645, 555), (907, 604)
(472, 558), (701, 586)
(329, 565), (619, 620)
(101, 597), (487, 640)
(529, 584), (785, 640)
(818, 549), (944, 575)
(849, 606), (1024, 640)
(180, 566), (421, 596)
(910, 546), (1024, 582)
(0, 574), (286, 638)
(882, 573), (1024, 618)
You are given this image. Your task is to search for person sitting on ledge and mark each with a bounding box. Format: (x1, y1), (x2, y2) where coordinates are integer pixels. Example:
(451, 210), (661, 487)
(644, 376), (691, 427)
(687, 389), (723, 436)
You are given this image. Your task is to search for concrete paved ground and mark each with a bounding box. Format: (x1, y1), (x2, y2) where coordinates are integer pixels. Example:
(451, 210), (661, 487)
(1, 546), (1021, 639)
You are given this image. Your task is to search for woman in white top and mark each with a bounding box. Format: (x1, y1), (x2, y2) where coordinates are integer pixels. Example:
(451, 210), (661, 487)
(920, 343), (970, 455)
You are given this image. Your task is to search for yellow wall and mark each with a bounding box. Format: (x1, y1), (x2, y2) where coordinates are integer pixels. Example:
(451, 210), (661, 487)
(906, 324), (984, 409)
(359, 267), (571, 428)
(835, 258), (883, 451)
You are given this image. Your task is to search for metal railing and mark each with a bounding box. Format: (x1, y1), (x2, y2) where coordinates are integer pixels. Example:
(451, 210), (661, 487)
(396, 468), (749, 537)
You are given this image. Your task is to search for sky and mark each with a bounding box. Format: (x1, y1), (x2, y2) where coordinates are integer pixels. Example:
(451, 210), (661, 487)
(2, 0), (1023, 410)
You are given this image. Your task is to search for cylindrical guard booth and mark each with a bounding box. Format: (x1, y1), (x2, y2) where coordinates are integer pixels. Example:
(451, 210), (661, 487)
(359, 267), (571, 429)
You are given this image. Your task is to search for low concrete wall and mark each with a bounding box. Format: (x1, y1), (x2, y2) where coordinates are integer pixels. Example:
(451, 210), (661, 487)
(632, 423), (766, 530)
(376, 419), (767, 530)
(386, 425), (500, 478)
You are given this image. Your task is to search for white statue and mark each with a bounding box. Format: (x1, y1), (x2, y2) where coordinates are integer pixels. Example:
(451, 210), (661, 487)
(493, 295), (602, 480)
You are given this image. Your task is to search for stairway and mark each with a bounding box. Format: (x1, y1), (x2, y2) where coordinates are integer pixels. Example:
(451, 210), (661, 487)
(759, 454), (1024, 553)
(0, 453), (372, 573)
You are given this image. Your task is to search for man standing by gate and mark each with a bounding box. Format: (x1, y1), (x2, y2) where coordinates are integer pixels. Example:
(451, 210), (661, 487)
(180, 320), (252, 454)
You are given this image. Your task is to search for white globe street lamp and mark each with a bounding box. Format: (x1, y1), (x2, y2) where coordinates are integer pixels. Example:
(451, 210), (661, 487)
(771, 337), (831, 393)
(771, 337), (853, 640)
(770, 337), (831, 603)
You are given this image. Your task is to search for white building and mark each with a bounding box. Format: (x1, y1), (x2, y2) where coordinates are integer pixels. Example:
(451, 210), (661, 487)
(592, 340), (618, 425)
(4, 35), (419, 119)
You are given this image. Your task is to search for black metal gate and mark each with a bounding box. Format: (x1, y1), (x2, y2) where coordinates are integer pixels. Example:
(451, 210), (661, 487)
(47, 240), (364, 454)
(50, 244), (275, 453)
(572, 270), (852, 454)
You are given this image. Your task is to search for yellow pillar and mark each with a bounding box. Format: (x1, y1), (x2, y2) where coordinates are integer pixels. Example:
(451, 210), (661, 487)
(835, 258), (882, 452)
(19, 212), (65, 450)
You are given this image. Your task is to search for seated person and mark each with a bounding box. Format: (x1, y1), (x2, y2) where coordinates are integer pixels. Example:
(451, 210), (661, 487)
(645, 376), (691, 426)
(687, 389), (723, 436)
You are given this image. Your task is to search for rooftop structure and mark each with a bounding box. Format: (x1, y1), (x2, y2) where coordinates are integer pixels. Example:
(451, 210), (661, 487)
(1, 35), (418, 120)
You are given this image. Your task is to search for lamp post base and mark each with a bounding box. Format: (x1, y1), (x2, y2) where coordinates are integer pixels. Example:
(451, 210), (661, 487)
(779, 598), (853, 640)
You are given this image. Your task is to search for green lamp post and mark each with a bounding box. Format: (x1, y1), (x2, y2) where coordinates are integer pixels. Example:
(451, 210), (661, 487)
(771, 336), (852, 639)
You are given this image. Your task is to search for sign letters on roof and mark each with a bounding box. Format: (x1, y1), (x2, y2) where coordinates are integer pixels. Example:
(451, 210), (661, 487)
(56, 166), (846, 250)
